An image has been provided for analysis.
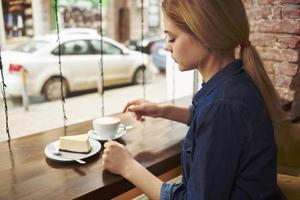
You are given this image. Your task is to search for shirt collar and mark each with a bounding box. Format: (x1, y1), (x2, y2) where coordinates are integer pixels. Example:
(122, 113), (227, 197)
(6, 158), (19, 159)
(192, 59), (243, 106)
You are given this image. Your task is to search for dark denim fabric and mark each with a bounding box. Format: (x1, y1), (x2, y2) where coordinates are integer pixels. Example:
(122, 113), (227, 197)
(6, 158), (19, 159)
(160, 60), (286, 200)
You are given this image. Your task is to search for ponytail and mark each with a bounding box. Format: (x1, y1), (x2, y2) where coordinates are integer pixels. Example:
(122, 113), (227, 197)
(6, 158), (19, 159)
(241, 45), (287, 125)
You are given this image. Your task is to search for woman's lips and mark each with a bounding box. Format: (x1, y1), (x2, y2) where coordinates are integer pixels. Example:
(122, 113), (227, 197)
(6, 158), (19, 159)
(171, 55), (177, 63)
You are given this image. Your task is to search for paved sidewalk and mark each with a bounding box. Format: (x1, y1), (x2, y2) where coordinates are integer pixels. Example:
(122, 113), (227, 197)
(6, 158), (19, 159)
(0, 74), (174, 140)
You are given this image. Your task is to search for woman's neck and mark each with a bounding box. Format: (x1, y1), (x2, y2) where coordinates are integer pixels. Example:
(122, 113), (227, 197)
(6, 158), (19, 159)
(198, 53), (235, 83)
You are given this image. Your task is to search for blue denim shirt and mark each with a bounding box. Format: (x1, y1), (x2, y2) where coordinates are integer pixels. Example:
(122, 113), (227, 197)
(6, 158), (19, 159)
(160, 60), (286, 200)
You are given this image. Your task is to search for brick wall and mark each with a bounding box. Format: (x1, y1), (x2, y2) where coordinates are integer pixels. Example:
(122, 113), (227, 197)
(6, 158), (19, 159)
(243, 0), (300, 101)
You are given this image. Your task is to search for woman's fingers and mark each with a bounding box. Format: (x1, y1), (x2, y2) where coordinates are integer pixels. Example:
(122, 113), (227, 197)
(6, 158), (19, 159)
(122, 101), (133, 113)
(103, 141), (112, 148)
(126, 104), (147, 122)
(102, 141), (118, 167)
(127, 104), (144, 112)
(122, 102), (133, 113)
(122, 99), (154, 123)
(122, 99), (144, 113)
(101, 140), (133, 175)
(104, 140), (118, 148)
(123, 99), (149, 113)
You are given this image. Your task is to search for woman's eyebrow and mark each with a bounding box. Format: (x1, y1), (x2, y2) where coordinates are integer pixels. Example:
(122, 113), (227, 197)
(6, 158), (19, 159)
(164, 30), (175, 36)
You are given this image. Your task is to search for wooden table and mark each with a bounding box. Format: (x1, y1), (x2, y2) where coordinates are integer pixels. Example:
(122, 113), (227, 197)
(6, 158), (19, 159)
(0, 98), (191, 200)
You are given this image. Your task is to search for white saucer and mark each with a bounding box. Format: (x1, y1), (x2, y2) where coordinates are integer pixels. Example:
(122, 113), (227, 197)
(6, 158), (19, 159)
(88, 128), (127, 141)
(44, 139), (101, 162)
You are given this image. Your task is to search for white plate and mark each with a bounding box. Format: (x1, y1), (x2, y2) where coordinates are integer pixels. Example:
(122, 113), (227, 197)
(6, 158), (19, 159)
(88, 128), (127, 141)
(44, 139), (101, 162)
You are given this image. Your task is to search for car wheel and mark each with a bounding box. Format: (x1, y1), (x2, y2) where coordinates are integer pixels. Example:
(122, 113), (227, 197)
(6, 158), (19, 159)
(133, 67), (146, 84)
(43, 77), (68, 101)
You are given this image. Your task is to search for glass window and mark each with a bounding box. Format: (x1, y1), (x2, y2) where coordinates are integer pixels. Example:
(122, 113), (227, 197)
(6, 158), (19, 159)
(90, 40), (122, 55)
(52, 40), (91, 55)
(1, 1), (173, 141)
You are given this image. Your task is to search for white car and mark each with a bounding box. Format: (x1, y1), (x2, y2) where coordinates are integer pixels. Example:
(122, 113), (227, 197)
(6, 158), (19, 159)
(1, 33), (149, 101)
(52, 28), (99, 36)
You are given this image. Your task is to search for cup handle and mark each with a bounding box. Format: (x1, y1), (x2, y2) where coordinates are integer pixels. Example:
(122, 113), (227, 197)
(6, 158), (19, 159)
(118, 124), (126, 132)
(118, 124), (133, 131)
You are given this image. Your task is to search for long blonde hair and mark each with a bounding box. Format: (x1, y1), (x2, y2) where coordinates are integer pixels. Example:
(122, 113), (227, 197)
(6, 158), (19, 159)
(162, 0), (287, 125)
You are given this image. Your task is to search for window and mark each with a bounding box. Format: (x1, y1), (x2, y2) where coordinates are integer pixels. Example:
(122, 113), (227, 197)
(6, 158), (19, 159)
(1, 1), (175, 140)
(90, 40), (123, 55)
(52, 40), (91, 55)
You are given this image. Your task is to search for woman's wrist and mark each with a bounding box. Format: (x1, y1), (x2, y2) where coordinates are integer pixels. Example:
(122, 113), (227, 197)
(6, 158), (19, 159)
(121, 158), (163, 200)
(121, 158), (140, 179)
(159, 104), (169, 119)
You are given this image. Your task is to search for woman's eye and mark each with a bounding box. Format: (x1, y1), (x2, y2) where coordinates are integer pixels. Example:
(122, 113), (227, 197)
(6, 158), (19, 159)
(167, 38), (175, 43)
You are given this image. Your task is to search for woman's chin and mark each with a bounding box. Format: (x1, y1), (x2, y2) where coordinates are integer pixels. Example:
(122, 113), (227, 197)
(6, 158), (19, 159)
(177, 67), (185, 72)
(178, 65), (192, 72)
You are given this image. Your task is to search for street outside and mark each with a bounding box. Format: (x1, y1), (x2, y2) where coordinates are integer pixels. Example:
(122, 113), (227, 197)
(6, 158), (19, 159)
(0, 73), (168, 140)
(0, 0), (170, 141)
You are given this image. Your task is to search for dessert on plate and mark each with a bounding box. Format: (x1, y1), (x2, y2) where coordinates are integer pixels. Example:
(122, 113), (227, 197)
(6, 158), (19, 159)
(59, 134), (92, 153)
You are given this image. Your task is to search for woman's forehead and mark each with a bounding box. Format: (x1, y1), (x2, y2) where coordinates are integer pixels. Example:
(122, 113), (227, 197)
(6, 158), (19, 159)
(163, 15), (181, 34)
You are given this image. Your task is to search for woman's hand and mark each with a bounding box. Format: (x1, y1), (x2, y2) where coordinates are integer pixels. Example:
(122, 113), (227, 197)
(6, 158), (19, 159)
(122, 99), (164, 122)
(102, 141), (134, 176)
(102, 141), (163, 200)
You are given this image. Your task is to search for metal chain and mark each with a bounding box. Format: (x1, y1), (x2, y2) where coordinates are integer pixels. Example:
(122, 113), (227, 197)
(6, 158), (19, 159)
(0, 47), (11, 142)
(141, 0), (146, 99)
(99, 0), (105, 117)
(54, 0), (67, 130)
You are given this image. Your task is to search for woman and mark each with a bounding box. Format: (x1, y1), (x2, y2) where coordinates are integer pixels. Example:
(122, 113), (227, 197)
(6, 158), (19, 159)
(102, 0), (287, 199)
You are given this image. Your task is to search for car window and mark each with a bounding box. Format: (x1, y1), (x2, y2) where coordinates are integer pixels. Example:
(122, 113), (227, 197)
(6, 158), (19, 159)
(14, 40), (49, 53)
(90, 40), (123, 55)
(52, 40), (91, 55)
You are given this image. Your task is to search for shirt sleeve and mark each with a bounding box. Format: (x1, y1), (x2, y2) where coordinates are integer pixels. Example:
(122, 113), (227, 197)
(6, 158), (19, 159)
(160, 183), (182, 200)
(161, 100), (249, 200)
(187, 104), (194, 126)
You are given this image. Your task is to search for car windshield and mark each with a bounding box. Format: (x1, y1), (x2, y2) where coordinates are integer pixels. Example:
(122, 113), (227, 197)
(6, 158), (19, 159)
(13, 40), (49, 53)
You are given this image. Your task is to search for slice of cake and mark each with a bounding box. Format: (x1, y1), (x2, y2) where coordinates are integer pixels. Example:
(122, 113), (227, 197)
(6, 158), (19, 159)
(59, 134), (92, 153)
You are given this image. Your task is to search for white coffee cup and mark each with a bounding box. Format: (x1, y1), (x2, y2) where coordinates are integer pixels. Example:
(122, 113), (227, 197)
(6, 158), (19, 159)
(92, 116), (121, 138)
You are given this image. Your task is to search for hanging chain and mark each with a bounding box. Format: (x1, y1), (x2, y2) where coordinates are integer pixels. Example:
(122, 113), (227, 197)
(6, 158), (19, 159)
(99, 0), (105, 117)
(0, 47), (11, 142)
(54, 0), (67, 130)
(141, 0), (146, 99)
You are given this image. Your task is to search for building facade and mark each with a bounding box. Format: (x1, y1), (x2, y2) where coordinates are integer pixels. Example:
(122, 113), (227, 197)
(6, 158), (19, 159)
(0, 0), (162, 46)
(2, 0), (34, 37)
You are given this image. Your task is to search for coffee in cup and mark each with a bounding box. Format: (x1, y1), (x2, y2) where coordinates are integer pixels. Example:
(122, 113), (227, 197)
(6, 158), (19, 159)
(92, 116), (121, 138)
